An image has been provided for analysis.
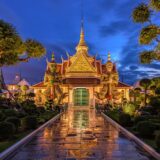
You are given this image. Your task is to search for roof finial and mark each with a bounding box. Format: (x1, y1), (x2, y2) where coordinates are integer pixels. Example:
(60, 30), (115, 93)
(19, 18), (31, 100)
(61, 55), (64, 62)
(66, 51), (70, 58)
(76, 0), (88, 52)
(51, 52), (55, 62)
(81, 0), (84, 32)
(108, 52), (111, 61)
(45, 56), (49, 63)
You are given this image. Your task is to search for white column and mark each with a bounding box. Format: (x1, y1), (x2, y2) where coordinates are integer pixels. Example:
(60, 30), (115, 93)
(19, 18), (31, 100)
(69, 88), (73, 107)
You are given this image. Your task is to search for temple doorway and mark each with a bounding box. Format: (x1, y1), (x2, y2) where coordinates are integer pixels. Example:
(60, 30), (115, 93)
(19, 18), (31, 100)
(73, 88), (89, 106)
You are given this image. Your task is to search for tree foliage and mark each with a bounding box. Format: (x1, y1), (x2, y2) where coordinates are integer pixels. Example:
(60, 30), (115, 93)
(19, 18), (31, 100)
(139, 78), (151, 106)
(139, 25), (160, 45)
(150, 0), (160, 11)
(132, 4), (150, 23)
(132, 1), (160, 64)
(152, 77), (160, 87)
(155, 87), (160, 95)
(139, 78), (151, 89)
(0, 20), (46, 66)
(140, 50), (156, 63)
(25, 39), (46, 58)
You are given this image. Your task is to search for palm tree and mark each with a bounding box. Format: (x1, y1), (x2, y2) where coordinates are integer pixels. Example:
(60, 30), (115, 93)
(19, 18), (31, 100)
(130, 88), (141, 104)
(139, 78), (151, 106)
(155, 87), (160, 96)
(151, 77), (160, 88)
(150, 85), (156, 96)
(134, 87), (141, 104)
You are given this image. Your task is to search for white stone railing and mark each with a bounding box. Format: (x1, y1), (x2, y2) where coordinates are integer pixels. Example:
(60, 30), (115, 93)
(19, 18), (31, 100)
(0, 113), (62, 160)
(102, 112), (160, 160)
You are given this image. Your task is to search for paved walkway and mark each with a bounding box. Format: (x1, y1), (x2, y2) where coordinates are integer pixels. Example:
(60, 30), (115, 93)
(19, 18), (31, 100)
(10, 108), (154, 160)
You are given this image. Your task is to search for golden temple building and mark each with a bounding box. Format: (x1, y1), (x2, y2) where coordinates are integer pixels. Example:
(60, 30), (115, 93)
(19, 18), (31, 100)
(32, 26), (131, 107)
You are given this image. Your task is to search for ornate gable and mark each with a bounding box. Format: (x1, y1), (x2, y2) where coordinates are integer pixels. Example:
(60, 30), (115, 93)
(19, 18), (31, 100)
(67, 52), (96, 73)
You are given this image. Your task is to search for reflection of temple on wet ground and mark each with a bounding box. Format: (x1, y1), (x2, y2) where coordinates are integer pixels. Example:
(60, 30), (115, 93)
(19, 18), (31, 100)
(61, 108), (120, 159)
(10, 108), (152, 160)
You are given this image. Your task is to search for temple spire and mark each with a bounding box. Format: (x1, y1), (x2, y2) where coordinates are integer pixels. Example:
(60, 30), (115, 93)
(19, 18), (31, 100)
(51, 52), (55, 62)
(108, 52), (111, 61)
(81, 0), (84, 32)
(76, 0), (88, 52)
(78, 24), (86, 47)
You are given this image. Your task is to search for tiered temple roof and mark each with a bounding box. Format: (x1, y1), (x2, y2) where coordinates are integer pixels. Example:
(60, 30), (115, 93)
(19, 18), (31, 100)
(32, 24), (131, 89)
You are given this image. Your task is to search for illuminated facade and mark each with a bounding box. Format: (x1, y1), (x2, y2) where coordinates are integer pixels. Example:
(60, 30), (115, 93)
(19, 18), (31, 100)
(32, 26), (131, 107)
(7, 74), (31, 95)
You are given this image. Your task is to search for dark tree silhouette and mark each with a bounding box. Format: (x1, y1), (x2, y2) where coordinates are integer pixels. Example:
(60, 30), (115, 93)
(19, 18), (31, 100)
(0, 20), (46, 66)
(132, 1), (160, 64)
(139, 78), (151, 106)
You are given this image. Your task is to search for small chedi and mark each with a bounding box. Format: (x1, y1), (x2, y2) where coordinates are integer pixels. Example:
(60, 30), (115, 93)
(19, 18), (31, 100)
(32, 25), (131, 107)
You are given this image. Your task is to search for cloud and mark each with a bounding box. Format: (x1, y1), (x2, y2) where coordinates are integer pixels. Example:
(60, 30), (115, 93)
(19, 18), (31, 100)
(2, 0), (159, 86)
(145, 63), (160, 70)
(99, 20), (133, 37)
(115, 1), (139, 19)
(129, 65), (139, 71)
(100, 0), (119, 12)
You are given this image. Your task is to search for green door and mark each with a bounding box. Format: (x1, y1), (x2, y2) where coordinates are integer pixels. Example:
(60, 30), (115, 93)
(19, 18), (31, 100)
(73, 88), (89, 106)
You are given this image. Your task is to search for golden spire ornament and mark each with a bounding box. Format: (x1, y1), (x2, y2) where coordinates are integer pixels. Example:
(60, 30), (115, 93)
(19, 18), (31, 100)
(76, 0), (88, 52)
(108, 52), (111, 61)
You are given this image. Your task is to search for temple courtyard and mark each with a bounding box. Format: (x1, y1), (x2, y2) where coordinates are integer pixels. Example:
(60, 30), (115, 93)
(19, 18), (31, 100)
(1, 1), (160, 160)
(9, 108), (154, 160)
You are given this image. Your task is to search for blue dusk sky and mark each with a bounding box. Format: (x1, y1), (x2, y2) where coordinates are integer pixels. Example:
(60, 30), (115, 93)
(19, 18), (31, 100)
(0, 0), (160, 85)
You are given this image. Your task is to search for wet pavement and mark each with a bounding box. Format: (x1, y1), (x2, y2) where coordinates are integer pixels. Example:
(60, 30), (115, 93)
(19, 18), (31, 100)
(10, 108), (154, 160)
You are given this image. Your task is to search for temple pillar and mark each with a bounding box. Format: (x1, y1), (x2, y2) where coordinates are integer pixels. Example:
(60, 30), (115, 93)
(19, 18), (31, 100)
(89, 87), (95, 108)
(69, 87), (73, 107)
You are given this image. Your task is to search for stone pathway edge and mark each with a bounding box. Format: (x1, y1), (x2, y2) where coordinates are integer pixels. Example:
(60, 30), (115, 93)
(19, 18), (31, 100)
(102, 112), (160, 160)
(0, 112), (63, 160)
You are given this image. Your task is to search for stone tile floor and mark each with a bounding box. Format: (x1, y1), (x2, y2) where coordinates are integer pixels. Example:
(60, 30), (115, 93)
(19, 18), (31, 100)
(9, 108), (155, 160)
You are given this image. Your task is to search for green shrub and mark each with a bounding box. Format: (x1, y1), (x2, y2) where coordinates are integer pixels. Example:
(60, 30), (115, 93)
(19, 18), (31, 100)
(119, 113), (131, 126)
(149, 118), (160, 123)
(37, 117), (46, 124)
(0, 111), (5, 121)
(155, 132), (160, 149)
(0, 122), (16, 139)
(3, 109), (18, 117)
(158, 112), (160, 119)
(139, 106), (154, 115)
(21, 100), (37, 114)
(155, 87), (160, 95)
(5, 117), (20, 131)
(152, 123), (160, 130)
(0, 105), (10, 110)
(37, 107), (45, 114)
(136, 121), (155, 137)
(106, 109), (120, 122)
(150, 97), (160, 113)
(21, 116), (37, 130)
(41, 111), (55, 121)
(122, 103), (136, 116)
(54, 105), (61, 113)
(134, 116), (149, 124)
(17, 112), (27, 118)
(45, 99), (53, 110)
